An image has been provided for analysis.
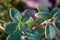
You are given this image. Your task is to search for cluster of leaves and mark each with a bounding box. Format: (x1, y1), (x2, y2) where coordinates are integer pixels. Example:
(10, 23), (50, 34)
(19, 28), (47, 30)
(4, 8), (40, 40)
(0, 0), (30, 40)
(4, 4), (60, 40)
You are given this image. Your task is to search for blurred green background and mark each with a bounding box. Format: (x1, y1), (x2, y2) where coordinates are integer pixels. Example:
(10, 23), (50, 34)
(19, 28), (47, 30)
(0, 0), (26, 40)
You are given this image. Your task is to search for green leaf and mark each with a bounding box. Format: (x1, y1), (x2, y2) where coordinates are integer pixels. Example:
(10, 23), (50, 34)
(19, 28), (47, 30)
(21, 9), (31, 22)
(6, 30), (22, 40)
(10, 8), (22, 23)
(25, 28), (40, 40)
(4, 22), (17, 34)
(36, 4), (51, 20)
(35, 26), (44, 38)
(19, 23), (40, 40)
(55, 20), (60, 32)
(37, 4), (49, 13)
(51, 8), (60, 16)
(45, 23), (56, 40)
(35, 12), (51, 20)
(19, 23), (29, 32)
(53, 13), (60, 20)
(26, 17), (35, 27)
(35, 18), (44, 25)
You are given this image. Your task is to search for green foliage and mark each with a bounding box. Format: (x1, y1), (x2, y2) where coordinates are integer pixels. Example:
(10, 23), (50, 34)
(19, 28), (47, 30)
(45, 23), (56, 40)
(37, 4), (49, 13)
(19, 23), (29, 31)
(53, 12), (60, 20)
(21, 9), (31, 22)
(25, 29), (40, 40)
(51, 8), (60, 16)
(4, 22), (17, 34)
(35, 12), (51, 20)
(0, 0), (21, 22)
(26, 17), (35, 27)
(35, 25), (44, 38)
(35, 18), (44, 25)
(36, 4), (51, 20)
(6, 30), (22, 40)
(55, 20), (60, 32)
(4, 4), (60, 40)
(10, 8), (22, 23)
(4, 8), (40, 40)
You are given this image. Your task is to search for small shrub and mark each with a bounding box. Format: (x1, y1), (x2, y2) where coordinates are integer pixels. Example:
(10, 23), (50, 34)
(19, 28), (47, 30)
(4, 4), (60, 40)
